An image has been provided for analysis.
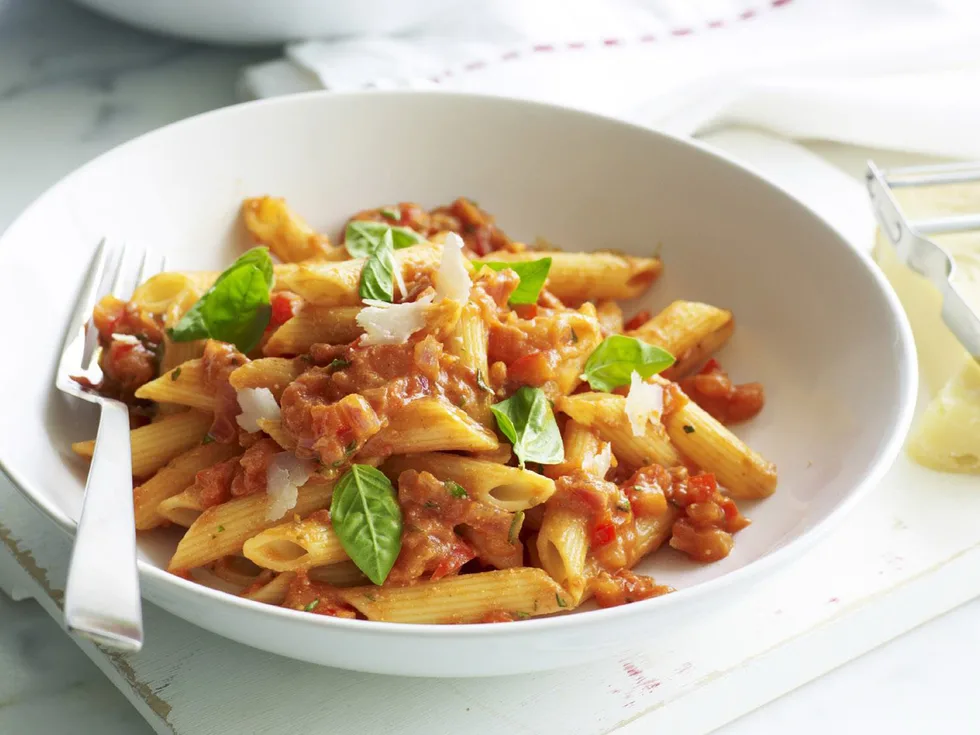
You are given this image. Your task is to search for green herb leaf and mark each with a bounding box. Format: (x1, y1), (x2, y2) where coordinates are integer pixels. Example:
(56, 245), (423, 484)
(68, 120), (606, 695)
(580, 335), (675, 392)
(490, 386), (564, 468)
(508, 510), (525, 544)
(329, 464), (403, 585)
(304, 599), (320, 612)
(202, 434), (215, 445)
(168, 247), (274, 353)
(359, 229), (396, 302)
(327, 358), (351, 371)
(344, 221), (424, 258)
(479, 257), (552, 305)
(515, 611), (530, 620)
(381, 207), (400, 221)
(171, 367), (182, 381)
(217, 525), (225, 533)
(556, 593), (567, 608)
(683, 424), (696, 434)
(445, 480), (467, 499)
(476, 370), (492, 393)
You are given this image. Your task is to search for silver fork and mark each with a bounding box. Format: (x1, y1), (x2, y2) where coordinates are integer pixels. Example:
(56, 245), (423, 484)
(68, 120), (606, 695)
(57, 239), (165, 652)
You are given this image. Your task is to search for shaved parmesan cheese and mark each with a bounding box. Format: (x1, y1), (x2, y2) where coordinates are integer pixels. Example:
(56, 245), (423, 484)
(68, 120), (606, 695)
(625, 371), (664, 436)
(393, 258), (408, 300)
(111, 333), (141, 346)
(236, 387), (281, 432)
(434, 232), (471, 303)
(265, 452), (316, 521)
(357, 293), (435, 345)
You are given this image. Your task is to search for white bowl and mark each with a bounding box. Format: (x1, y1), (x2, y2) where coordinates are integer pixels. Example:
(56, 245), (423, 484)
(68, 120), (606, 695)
(0, 91), (916, 677)
(70, 0), (465, 44)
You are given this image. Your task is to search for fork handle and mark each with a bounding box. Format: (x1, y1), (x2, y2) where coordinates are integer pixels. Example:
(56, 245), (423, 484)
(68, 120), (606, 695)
(64, 400), (144, 652)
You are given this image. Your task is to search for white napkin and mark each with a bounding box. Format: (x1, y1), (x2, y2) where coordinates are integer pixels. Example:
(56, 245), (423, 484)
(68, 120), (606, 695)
(240, 0), (980, 157)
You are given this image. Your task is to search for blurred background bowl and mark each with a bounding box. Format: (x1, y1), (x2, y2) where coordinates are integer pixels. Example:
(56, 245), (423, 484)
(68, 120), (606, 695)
(70, 0), (466, 45)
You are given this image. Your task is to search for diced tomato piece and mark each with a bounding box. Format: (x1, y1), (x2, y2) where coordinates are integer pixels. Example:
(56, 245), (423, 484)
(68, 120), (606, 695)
(591, 521), (616, 547)
(687, 473), (718, 503)
(270, 291), (302, 328)
(624, 310), (652, 332)
(507, 351), (553, 386)
(700, 358), (721, 374)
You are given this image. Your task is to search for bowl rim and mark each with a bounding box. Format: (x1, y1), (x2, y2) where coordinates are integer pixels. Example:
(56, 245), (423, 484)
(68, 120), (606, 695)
(0, 89), (918, 640)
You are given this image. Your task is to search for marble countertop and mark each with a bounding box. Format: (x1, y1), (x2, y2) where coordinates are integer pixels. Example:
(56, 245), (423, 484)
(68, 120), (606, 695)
(1, 1), (979, 733)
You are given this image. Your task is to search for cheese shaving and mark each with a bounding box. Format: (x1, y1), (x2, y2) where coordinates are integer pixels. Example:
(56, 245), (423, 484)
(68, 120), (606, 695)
(111, 333), (141, 346)
(265, 452), (316, 521)
(236, 387), (281, 432)
(625, 371), (664, 436)
(434, 232), (471, 303)
(356, 293), (435, 345)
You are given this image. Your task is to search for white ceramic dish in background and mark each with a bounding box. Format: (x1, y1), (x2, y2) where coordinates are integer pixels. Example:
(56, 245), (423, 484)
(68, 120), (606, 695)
(0, 91), (916, 677)
(70, 0), (465, 45)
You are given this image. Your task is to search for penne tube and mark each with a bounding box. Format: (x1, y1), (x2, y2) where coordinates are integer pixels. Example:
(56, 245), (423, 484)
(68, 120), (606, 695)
(474, 251), (661, 303)
(557, 392), (683, 469)
(135, 358), (214, 411)
(242, 572), (296, 605)
(337, 568), (569, 623)
(631, 508), (680, 565)
(212, 555), (267, 588)
(628, 301), (734, 379)
(134, 442), (240, 530)
(382, 452), (555, 511)
(308, 561), (370, 588)
(274, 242), (440, 306)
(661, 381), (777, 499)
(242, 511), (348, 572)
(156, 487), (206, 528)
(362, 397), (499, 457)
(537, 422), (611, 602)
(447, 302), (493, 427)
(168, 476), (336, 572)
(595, 300), (624, 335)
(72, 410), (213, 478)
(242, 196), (347, 263)
(263, 306), (363, 357)
(228, 357), (304, 401)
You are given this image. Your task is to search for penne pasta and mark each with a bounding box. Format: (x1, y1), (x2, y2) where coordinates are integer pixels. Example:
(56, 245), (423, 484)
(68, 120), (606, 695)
(537, 422), (612, 602)
(557, 392), (683, 469)
(362, 397), (499, 457)
(242, 196), (347, 263)
(308, 561), (370, 588)
(156, 486), (206, 528)
(135, 358), (214, 411)
(134, 442), (240, 530)
(242, 511), (348, 572)
(72, 410), (213, 478)
(228, 357), (304, 401)
(242, 572), (296, 605)
(168, 476), (335, 572)
(474, 251), (662, 303)
(628, 301), (734, 379)
(661, 381), (777, 499)
(382, 452), (555, 511)
(447, 302), (493, 427)
(337, 568), (569, 623)
(257, 419), (295, 451)
(263, 306), (363, 357)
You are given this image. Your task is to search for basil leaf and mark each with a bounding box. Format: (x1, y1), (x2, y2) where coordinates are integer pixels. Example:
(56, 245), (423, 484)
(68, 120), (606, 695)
(480, 257), (552, 305)
(345, 221), (424, 258)
(580, 335), (675, 392)
(168, 247), (274, 353)
(359, 229), (396, 302)
(330, 464), (403, 585)
(490, 386), (564, 468)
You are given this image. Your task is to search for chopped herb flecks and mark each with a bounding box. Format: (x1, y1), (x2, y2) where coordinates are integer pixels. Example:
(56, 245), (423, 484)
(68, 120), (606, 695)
(445, 480), (467, 499)
(171, 367), (182, 381)
(683, 425), (696, 434)
(508, 510), (525, 544)
(304, 599), (320, 612)
(556, 594), (567, 608)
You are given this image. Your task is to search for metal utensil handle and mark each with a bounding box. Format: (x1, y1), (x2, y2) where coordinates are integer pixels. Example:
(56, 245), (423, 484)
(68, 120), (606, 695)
(64, 399), (144, 651)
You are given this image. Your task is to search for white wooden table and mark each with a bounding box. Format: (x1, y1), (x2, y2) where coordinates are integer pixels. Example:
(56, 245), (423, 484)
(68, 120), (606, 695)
(3, 1), (980, 732)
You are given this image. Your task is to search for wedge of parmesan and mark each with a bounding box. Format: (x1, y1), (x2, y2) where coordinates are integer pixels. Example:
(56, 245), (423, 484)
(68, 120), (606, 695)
(874, 179), (980, 474)
(265, 453), (316, 521)
(236, 387), (281, 432)
(357, 294), (435, 345)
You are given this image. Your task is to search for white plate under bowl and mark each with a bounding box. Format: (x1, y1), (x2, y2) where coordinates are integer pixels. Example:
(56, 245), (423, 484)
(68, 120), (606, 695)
(70, 0), (465, 44)
(0, 91), (916, 677)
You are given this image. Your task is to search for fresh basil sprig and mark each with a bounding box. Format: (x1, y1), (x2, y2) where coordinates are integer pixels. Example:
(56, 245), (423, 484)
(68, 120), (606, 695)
(329, 464), (403, 585)
(359, 228), (397, 302)
(580, 335), (675, 392)
(490, 386), (564, 468)
(479, 257), (552, 305)
(168, 247), (274, 353)
(345, 220), (424, 258)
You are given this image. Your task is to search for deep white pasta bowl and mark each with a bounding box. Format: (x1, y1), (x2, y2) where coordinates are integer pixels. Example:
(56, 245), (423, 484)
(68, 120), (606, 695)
(0, 91), (916, 677)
